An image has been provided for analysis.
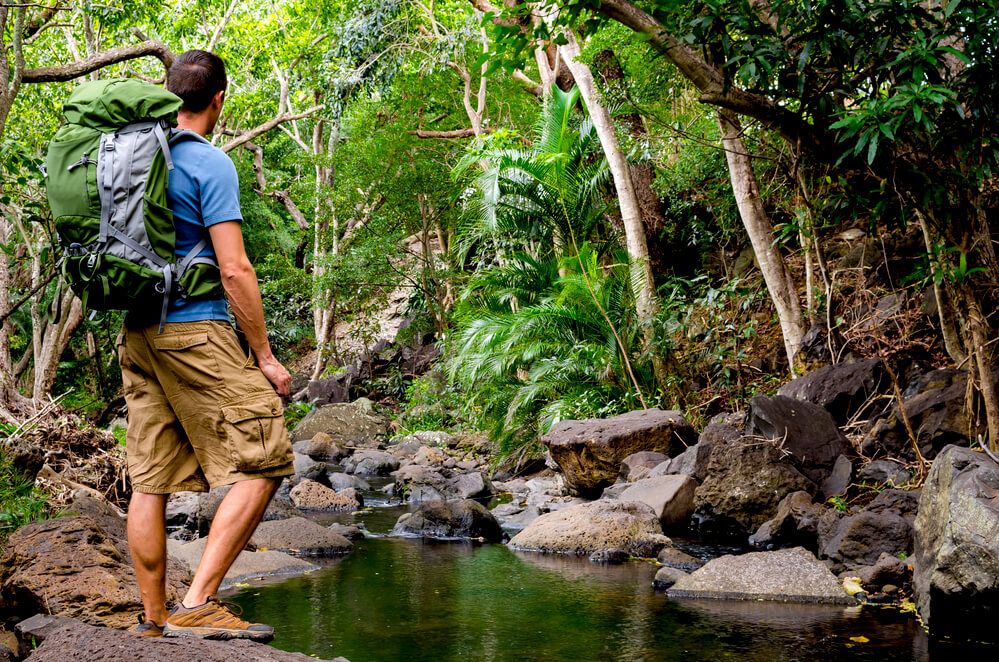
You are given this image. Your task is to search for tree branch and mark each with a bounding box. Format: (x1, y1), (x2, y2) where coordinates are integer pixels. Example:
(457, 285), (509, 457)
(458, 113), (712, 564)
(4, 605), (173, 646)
(408, 127), (494, 139)
(205, 0), (239, 52)
(244, 142), (308, 230)
(21, 40), (175, 83)
(219, 105), (322, 153)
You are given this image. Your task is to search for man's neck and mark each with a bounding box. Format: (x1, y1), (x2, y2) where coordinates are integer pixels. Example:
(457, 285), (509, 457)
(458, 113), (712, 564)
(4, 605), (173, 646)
(176, 111), (213, 137)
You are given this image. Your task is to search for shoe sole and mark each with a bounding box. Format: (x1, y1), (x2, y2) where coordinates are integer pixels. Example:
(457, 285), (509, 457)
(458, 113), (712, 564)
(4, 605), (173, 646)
(162, 624), (274, 642)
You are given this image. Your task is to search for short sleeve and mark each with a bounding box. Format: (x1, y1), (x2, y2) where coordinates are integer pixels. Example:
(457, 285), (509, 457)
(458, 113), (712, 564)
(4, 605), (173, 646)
(197, 149), (243, 226)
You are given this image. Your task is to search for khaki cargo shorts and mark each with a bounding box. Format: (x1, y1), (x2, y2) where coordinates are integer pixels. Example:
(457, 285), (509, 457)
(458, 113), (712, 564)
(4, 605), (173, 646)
(118, 320), (294, 493)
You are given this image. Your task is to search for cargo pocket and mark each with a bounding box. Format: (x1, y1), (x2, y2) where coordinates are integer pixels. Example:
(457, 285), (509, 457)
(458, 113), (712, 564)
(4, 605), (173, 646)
(116, 330), (147, 394)
(220, 391), (293, 472)
(151, 330), (221, 388)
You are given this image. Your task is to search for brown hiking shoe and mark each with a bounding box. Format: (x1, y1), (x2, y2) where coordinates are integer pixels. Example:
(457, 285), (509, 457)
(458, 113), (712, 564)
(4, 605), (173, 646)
(163, 596), (274, 642)
(129, 613), (165, 637)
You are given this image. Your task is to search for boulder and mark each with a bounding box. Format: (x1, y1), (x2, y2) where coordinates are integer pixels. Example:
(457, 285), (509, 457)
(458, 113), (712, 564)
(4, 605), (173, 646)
(165, 491), (201, 531)
(167, 538), (316, 589)
(589, 549), (630, 564)
(0, 517), (187, 629)
(668, 547), (854, 605)
(857, 459), (912, 486)
(820, 455), (852, 499)
(692, 439), (816, 537)
(292, 432), (345, 462)
(619, 451), (669, 482)
(289, 480), (362, 511)
(392, 464), (450, 502)
(450, 471), (493, 499)
(249, 517), (353, 556)
(508, 500), (670, 557)
(290, 399), (389, 447)
(657, 547), (704, 572)
(196, 485), (303, 535)
(861, 368), (993, 461)
(855, 552), (911, 591)
(411, 445), (447, 466)
(292, 452), (327, 484)
(18, 616), (347, 661)
(491, 503), (541, 533)
(328, 523), (365, 541)
(746, 395), (850, 486)
(391, 500), (504, 542)
(543, 409), (697, 496)
(653, 566), (688, 590)
(864, 488), (920, 524)
(818, 510), (912, 569)
(326, 472), (370, 492)
(650, 413), (743, 483)
(777, 359), (886, 425)
(343, 449), (399, 476)
(914, 445), (999, 637)
(617, 475), (697, 527)
(749, 491), (825, 551)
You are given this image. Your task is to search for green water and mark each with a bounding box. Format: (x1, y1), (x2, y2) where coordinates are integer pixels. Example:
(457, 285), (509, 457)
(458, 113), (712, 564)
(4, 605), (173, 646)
(230, 533), (931, 662)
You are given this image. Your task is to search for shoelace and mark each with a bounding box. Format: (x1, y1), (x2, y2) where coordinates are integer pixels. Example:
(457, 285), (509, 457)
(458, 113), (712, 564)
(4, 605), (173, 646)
(205, 596), (250, 625)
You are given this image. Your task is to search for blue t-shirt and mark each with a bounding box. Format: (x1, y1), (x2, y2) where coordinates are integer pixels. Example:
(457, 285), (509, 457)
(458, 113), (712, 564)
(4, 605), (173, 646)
(164, 139), (242, 322)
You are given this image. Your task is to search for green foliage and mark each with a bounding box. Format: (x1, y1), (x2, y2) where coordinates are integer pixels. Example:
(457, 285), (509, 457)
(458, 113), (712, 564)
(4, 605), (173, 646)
(396, 370), (469, 434)
(0, 448), (50, 544)
(283, 401), (314, 431)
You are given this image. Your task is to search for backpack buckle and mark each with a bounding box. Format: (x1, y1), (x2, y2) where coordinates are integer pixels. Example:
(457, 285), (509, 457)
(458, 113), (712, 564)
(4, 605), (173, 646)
(154, 281), (166, 294)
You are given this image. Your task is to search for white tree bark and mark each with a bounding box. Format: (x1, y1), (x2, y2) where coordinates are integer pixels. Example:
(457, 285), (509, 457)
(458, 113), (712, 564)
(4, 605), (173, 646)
(559, 32), (658, 331)
(717, 110), (804, 369)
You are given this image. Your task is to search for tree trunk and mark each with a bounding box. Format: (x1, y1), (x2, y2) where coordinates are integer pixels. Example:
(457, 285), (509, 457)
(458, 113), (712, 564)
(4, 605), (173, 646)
(560, 33), (665, 389)
(717, 110), (804, 370)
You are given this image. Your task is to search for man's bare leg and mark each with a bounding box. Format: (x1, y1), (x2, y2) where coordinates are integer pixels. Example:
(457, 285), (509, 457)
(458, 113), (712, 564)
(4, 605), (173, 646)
(127, 492), (170, 625)
(182, 477), (279, 606)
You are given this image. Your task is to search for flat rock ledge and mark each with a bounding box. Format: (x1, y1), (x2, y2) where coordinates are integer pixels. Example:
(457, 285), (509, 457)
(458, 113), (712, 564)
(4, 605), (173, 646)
(167, 538), (317, 590)
(18, 615), (348, 661)
(667, 547), (855, 605)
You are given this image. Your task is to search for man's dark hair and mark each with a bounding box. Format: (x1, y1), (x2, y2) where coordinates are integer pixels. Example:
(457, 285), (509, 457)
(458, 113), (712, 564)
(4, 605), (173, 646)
(167, 50), (227, 113)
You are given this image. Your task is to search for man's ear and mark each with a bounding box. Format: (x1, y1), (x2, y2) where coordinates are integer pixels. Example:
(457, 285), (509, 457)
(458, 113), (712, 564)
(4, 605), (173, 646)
(212, 89), (225, 110)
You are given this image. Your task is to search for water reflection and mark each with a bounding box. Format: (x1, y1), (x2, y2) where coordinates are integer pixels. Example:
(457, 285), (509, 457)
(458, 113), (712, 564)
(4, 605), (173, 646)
(230, 537), (930, 662)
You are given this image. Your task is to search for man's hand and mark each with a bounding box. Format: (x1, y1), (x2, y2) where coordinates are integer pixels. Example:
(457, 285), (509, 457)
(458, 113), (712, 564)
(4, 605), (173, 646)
(258, 354), (292, 396)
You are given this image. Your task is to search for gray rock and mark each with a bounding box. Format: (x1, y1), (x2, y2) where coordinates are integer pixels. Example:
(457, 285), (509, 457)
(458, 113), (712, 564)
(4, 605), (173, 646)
(657, 547), (704, 572)
(18, 616), (347, 661)
(508, 500), (670, 557)
(326, 472), (370, 492)
(164, 491), (201, 531)
(855, 552), (910, 590)
(861, 368), (994, 461)
(668, 547), (854, 605)
(589, 549), (630, 564)
(197, 485), (305, 536)
(166, 538), (317, 589)
(864, 488), (920, 524)
(914, 445), (999, 637)
(653, 566), (688, 590)
(600, 482), (631, 500)
(543, 409), (697, 497)
(344, 449), (399, 476)
(292, 452), (326, 483)
(619, 451), (669, 482)
(292, 432), (345, 461)
(858, 459), (912, 486)
(778, 359), (886, 425)
(289, 479), (363, 512)
(393, 464), (449, 502)
(450, 471), (493, 499)
(747, 395), (850, 485)
(820, 455), (853, 499)
(249, 516), (353, 556)
(650, 414), (742, 483)
(749, 490), (825, 551)
(819, 510), (912, 569)
(693, 439), (816, 537)
(290, 399), (389, 447)
(618, 475), (697, 527)
(392, 500), (504, 542)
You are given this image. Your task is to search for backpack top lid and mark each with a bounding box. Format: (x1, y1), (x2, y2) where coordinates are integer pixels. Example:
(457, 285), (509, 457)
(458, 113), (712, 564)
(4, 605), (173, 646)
(62, 78), (182, 132)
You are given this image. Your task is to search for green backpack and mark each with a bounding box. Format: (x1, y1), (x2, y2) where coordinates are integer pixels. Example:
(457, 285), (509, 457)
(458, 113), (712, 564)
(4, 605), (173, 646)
(46, 78), (222, 329)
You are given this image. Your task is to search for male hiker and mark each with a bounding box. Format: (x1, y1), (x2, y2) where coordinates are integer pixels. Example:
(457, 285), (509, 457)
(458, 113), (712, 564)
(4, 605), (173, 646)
(121, 50), (294, 640)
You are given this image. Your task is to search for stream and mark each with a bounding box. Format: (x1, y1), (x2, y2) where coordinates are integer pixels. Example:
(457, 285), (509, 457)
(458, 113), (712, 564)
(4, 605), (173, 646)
(225, 478), (951, 661)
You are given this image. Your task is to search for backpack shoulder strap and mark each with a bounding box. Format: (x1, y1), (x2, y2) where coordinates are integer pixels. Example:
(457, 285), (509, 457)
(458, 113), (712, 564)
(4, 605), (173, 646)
(168, 128), (211, 146)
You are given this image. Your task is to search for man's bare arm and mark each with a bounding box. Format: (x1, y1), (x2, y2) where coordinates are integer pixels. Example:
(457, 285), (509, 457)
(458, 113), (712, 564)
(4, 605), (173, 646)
(207, 221), (291, 396)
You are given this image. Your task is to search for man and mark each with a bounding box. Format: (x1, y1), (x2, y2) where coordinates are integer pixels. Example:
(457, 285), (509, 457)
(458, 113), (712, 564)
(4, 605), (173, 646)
(122, 49), (294, 640)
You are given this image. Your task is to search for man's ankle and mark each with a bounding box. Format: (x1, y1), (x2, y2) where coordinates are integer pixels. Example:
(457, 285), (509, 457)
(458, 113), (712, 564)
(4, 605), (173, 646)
(180, 596), (209, 610)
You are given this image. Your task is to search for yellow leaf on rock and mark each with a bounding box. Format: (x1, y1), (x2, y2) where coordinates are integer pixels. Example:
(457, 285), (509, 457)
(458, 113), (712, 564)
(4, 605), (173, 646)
(849, 636), (870, 644)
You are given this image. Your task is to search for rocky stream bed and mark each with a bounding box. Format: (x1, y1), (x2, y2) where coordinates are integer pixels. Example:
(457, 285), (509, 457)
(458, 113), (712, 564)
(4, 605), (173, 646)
(1, 360), (998, 660)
